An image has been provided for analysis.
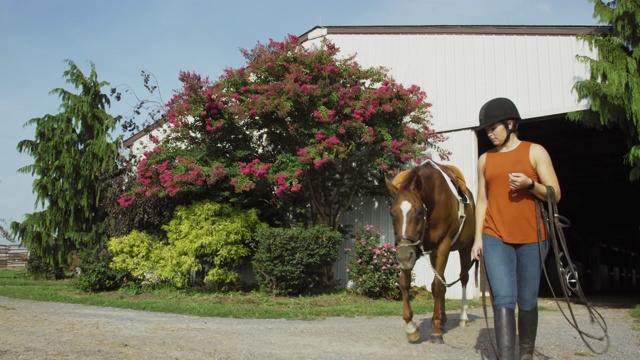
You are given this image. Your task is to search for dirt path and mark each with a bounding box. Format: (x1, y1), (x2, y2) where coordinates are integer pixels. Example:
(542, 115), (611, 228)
(0, 296), (637, 359)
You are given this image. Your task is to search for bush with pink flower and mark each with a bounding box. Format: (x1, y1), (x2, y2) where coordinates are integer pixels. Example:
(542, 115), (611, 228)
(345, 224), (402, 300)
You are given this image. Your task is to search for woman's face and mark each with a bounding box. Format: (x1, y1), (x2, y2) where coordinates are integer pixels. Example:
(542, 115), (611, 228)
(485, 121), (508, 146)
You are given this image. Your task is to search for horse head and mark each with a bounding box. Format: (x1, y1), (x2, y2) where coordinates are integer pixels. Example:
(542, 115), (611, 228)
(385, 169), (428, 271)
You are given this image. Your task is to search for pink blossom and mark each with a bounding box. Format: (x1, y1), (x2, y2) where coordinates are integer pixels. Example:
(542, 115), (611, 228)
(117, 193), (136, 207)
(313, 155), (330, 169)
(206, 121), (223, 133)
(325, 136), (340, 148)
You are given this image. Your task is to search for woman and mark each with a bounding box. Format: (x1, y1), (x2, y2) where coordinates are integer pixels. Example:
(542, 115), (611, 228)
(471, 97), (561, 360)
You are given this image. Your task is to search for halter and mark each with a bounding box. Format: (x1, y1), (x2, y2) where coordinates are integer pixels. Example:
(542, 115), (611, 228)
(395, 201), (467, 254)
(395, 199), (470, 288)
(395, 204), (428, 249)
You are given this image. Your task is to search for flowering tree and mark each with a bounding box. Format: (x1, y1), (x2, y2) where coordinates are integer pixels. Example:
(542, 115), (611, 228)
(120, 35), (449, 230)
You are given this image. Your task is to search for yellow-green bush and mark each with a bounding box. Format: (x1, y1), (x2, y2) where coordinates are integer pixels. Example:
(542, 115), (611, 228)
(108, 200), (266, 289)
(107, 230), (163, 283)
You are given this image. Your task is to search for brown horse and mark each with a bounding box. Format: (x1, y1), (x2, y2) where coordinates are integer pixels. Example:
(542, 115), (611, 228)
(385, 160), (476, 343)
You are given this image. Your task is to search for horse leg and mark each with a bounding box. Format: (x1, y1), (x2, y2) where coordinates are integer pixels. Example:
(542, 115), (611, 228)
(429, 252), (448, 344)
(458, 250), (472, 327)
(430, 277), (446, 344)
(400, 270), (419, 342)
(459, 275), (470, 327)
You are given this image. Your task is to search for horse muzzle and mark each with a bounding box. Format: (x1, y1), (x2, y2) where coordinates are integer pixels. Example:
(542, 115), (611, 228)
(396, 237), (420, 270)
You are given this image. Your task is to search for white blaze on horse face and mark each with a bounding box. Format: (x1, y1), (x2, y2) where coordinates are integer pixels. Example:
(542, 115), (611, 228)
(400, 200), (412, 236)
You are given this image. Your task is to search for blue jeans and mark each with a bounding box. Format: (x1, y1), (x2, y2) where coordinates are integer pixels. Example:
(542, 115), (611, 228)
(482, 234), (550, 311)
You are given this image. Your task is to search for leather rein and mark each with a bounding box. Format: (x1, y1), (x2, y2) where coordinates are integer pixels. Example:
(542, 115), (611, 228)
(536, 186), (609, 354)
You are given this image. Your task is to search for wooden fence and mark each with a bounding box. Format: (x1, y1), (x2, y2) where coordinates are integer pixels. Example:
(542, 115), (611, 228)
(0, 244), (28, 268)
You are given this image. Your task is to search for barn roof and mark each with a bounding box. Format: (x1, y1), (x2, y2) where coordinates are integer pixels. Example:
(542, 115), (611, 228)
(299, 25), (606, 39)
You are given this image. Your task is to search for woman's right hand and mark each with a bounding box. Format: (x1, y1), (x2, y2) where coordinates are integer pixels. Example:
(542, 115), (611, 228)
(471, 240), (483, 261)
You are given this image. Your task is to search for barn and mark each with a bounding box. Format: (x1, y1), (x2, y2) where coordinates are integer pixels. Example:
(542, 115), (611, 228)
(125, 25), (640, 300)
(299, 25), (640, 299)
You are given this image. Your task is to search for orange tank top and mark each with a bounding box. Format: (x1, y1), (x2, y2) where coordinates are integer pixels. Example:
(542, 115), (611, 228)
(483, 141), (546, 244)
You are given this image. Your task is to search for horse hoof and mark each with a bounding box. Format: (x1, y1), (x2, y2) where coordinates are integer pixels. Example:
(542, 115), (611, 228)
(429, 334), (444, 344)
(406, 331), (420, 343)
(459, 319), (469, 327)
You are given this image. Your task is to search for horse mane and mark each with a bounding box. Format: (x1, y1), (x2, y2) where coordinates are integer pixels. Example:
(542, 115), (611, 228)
(393, 164), (440, 189)
(392, 167), (420, 189)
(393, 163), (469, 200)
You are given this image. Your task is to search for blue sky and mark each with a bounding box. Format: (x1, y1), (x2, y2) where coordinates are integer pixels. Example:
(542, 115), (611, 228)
(0, 0), (599, 244)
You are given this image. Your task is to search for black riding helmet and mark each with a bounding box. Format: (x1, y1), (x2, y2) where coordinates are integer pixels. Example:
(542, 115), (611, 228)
(477, 97), (521, 143)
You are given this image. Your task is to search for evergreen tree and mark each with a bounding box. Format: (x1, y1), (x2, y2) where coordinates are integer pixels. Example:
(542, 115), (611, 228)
(569, 0), (640, 181)
(11, 60), (120, 276)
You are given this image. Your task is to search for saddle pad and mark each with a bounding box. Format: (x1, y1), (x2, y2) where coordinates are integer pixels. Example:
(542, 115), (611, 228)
(422, 159), (468, 204)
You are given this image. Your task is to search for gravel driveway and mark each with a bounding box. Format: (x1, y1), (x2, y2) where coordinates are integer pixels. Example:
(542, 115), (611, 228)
(0, 295), (637, 359)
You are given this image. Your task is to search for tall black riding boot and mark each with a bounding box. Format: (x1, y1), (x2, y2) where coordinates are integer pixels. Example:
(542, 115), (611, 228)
(518, 308), (538, 360)
(494, 307), (516, 360)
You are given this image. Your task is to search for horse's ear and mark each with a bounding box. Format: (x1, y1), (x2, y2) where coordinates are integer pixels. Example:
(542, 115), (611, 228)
(385, 177), (398, 196)
(412, 172), (424, 193)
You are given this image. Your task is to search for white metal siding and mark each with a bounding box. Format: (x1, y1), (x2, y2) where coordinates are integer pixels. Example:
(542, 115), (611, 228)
(310, 32), (593, 133)
(128, 123), (172, 161)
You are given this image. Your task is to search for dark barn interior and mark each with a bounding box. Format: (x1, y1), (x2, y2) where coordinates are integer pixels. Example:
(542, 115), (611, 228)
(477, 115), (640, 297)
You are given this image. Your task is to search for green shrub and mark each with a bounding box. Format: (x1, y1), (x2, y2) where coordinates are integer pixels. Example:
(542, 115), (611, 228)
(107, 230), (162, 284)
(25, 252), (64, 280)
(108, 201), (266, 290)
(25, 251), (74, 280)
(161, 201), (265, 290)
(250, 226), (343, 296)
(74, 246), (128, 292)
(345, 225), (402, 300)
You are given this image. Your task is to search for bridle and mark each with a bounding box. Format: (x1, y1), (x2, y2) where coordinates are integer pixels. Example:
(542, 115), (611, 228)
(395, 203), (428, 249)
(394, 201), (475, 288)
